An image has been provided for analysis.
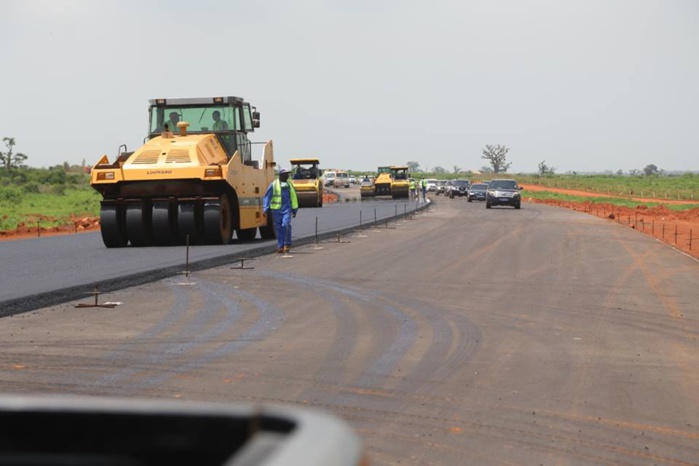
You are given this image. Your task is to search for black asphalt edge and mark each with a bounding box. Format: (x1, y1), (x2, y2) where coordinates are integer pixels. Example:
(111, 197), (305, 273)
(0, 202), (430, 317)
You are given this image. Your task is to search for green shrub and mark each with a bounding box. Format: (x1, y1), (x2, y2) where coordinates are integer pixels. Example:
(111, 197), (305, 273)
(51, 184), (66, 196)
(12, 172), (28, 184)
(0, 186), (23, 203)
(22, 182), (40, 194)
(41, 169), (67, 185)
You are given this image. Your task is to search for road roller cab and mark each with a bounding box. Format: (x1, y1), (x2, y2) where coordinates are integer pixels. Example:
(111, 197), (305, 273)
(90, 96), (276, 247)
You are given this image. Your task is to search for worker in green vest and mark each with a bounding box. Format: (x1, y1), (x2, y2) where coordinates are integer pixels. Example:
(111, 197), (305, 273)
(263, 168), (299, 253)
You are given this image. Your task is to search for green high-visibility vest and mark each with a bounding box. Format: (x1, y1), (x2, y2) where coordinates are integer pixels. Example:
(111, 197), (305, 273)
(270, 179), (299, 210)
(213, 120), (228, 131)
(409, 180), (416, 189)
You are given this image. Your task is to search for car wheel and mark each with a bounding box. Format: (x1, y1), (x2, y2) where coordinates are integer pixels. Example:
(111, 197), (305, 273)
(486, 201), (491, 209)
(515, 203), (521, 209)
(467, 197), (472, 202)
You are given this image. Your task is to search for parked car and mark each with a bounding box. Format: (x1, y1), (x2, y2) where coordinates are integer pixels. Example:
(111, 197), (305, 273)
(485, 178), (523, 209)
(349, 175), (357, 185)
(467, 183), (488, 202)
(425, 179), (438, 192)
(448, 179), (470, 198)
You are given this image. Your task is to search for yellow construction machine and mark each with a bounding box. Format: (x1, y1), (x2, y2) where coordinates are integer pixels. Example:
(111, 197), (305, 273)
(90, 96), (276, 247)
(290, 158), (323, 208)
(359, 174), (375, 199)
(373, 166), (393, 196)
(390, 165), (410, 199)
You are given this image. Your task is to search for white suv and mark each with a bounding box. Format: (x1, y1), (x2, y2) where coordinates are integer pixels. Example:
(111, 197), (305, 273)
(333, 171), (350, 188)
(323, 171), (336, 187)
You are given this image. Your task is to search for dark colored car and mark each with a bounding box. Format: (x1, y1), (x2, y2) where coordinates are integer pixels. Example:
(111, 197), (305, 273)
(467, 183), (488, 202)
(486, 179), (523, 209)
(448, 179), (470, 198)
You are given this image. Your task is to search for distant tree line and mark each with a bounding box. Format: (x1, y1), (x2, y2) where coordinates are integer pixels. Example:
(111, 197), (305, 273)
(404, 145), (516, 178)
(0, 137), (91, 203)
(406, 148), (671, 179)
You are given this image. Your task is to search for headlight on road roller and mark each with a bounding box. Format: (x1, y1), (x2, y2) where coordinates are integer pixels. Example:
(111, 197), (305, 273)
(96, 171), (115, 181)
(205, 166), (223, 177)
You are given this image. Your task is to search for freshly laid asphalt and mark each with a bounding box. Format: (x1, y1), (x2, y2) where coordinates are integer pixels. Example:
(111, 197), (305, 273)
(0, 192), (424, 315)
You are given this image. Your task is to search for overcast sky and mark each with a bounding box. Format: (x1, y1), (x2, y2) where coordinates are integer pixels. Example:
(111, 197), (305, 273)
(1, 0), (697, 174)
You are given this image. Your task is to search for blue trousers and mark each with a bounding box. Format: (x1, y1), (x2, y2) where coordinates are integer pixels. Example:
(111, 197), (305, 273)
(272, 210), (292, 249)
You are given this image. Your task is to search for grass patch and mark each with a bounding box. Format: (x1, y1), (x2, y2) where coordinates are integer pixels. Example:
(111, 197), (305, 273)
(517, 173), (699, 201)
(0, 188), (101, 231)
(523, 189), (699, 211)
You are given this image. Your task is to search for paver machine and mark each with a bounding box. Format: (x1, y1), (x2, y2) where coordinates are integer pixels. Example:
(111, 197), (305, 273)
(290, 158), (323, 208)
(390, 165), (410, 199)
(373, 166), (393, 197)
(90, 96), (276, 247)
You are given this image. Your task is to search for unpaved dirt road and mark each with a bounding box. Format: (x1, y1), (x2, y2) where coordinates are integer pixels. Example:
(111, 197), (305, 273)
(1, 199), (698, 465)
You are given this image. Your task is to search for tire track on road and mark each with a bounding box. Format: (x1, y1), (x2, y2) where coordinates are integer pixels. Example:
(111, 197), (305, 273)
(82, 278), (284, 395)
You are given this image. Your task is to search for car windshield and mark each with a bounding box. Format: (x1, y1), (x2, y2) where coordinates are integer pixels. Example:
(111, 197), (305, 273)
(452, 180), (469, 187)
(470, 184), (487, 190)
(489, 180), (517, 189)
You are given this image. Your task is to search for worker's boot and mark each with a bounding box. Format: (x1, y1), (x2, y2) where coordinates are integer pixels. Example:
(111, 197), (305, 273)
(276, 247), (284, 254)
(283, 246), (290, 254)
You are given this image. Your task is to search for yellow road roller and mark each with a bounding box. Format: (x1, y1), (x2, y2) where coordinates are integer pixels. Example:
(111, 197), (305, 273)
(359, 174), (375, 199)
(90, 96), (276, 247)
(290, 158), (323, 208)
(390, 165), (410, 199)
(373, 166), (393, 197)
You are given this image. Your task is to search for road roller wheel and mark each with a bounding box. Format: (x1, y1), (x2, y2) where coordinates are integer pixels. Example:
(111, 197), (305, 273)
(177, 202), (199, 245)
(203, 194), (233, 245)
(99, 203), (127, 248)
(125, 202), (152, 246)
(152, 201), (177, 246)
